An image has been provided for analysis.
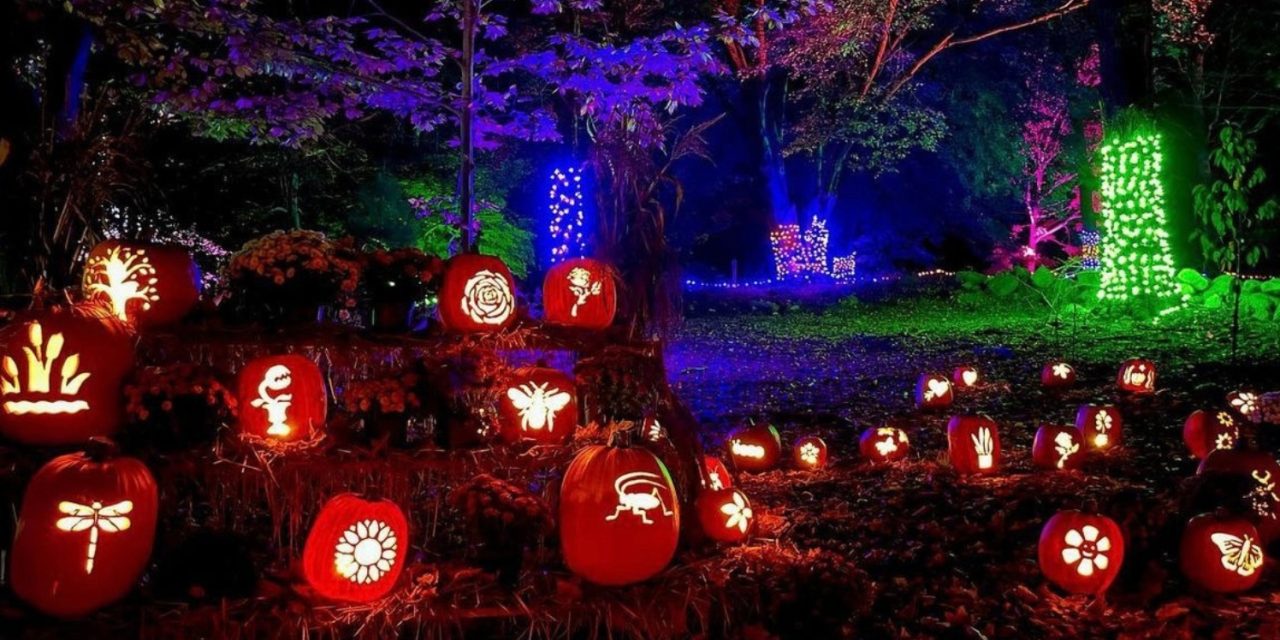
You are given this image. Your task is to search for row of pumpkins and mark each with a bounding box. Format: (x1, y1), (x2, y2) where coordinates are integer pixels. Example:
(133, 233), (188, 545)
(0, 240), (619, 447)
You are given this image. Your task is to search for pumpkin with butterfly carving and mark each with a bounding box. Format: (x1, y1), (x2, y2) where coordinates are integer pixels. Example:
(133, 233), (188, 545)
(1179, 513), (1264, 593)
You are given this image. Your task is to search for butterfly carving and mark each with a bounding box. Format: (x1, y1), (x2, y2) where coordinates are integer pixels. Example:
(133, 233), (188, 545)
(1211, 532), (1264, 577)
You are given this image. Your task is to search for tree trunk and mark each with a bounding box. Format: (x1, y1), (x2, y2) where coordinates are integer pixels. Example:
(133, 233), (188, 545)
(456, 0), (477, 254)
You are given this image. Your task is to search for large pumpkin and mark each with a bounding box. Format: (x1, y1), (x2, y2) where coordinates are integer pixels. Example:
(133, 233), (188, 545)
(438, 254), (517, 333)
(947, 415), (1000, 475)
(559, 437), (680, 586)
(0, 307), (135, 445)
(792, 435), (829, 470)
(543, 258), (616, 329)
(859, 426), (910, 463)
(82, 240), (201, 328)
(301, 493), (409, 602)
(236, 354), (327, 443)
(1031, 423), (1084, 470)
(498, 366), (578, 445)
(695, 487), (754, 544)
(726, 422), (782, 472)
(1075, 404), (1123, 450)
(10, 440), (158, 617)
(1183, 409), (1239, 459)
(1179, 513), (1263, 593)
(1038, 510), (1124, 595)
(914, 373), (953, 409)
(1197, 450), (1280, 542)
(1040, 361), (1076, 388)
(1117, 358), (1156, 394)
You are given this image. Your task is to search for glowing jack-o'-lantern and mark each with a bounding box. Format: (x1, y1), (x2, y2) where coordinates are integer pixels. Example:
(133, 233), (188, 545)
(947, 415), (1000, 475)
(1038, 510), (1125, 595)
(726, 422), (782, 472)
(82, 240), (201, 328)
(301, 493), (409, 602)
(859, 426), (910, 463)
(1198, 450), (1280, 542)
(0, 308), (135, 445)
(792, 435), (828, 470)
(1117, 359), (1156, 394)
(1183, 410), (1239, 459)
(498, 366), (578, 445)
(1032, 424), (1084, 470)
(236, 354), (327, 443)
(10, 440), (158, 617)
(1075, 404), (1123, 450)
(952, 366), (980, 389)
(703, 455), (733, 490)
(1040, 362), (1076, 388)
(559, 435), (680, 586)
(543, 258), (617, 330)
(695, 487), (754, 543)
(914, 373), (953, 409)
(1180, 513), (1264, 593)
(1226, 391), (1259, 420)
(438, 254), (517, 333)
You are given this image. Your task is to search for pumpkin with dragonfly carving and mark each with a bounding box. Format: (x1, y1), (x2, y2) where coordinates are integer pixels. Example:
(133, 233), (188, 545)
(10, 439), (158, 617)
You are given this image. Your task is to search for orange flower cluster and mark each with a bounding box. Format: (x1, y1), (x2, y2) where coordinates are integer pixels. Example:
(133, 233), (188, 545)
(123, 364), (238, 422)
(226, 230), (361, 308)
(362, 247), (444, 302)
(343, 372), (422, 415)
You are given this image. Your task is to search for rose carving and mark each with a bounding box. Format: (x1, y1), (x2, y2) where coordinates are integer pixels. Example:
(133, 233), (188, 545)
(461, 270), (513, 325)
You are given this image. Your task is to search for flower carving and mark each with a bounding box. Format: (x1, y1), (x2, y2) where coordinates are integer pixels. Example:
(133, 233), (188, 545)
(720, 491), (753, 534)
(799, 442), (820, 465)
(460, 270), (514, 325)
(334, 519), (398, 584)
(1062, 525), (1111, 577)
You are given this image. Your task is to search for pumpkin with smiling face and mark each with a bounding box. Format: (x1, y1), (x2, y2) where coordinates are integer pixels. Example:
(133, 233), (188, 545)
(82, 240), (201, 329)
(10, 439), (159, 617)
(1179, 513), (1264, 593)
(914, 373), (953, 409)
(0, 306), (135, 445)
(301, 493), (409, 602)
(1038, 510), (1125, 595)
(1116, 359), (1156, 394)
(438, 255), (517, 333)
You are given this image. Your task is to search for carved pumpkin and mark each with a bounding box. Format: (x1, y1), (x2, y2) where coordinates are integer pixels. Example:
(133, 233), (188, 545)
(543, 258), (616, 330)
(10, 440), (158, 617)
(951, 365), (980, 389)
(1117, 359), (1156, 394)
(643, 415), (666, 443)
(498, 366), (578, 445)
(947, 415), (1000, 475)
(859, 426), (911, 463)
(1179, 513), (1264, 593)
(914, 373), (953, 409)
(1075, 404), (1123, 450)
(702, 455), (733, 490)
(82, 240), (201, 328)
(438, 254), (517, 333)
(726, 422), (782, 472)
(1040, 362), (1076, 388)
(1183, 410), (1239, 459)
(1032, 424), (1085, 470)
(1038, 510), (1124, 595)
(695, 487), (754, 543)
(1226, 390), (1260, 420)
(301, 493), (408, 602)
(559, 436), (680, 586)
(792, 435), (828, 470)
(1197, 450), (1280, 542)
(0, 307), (135, 445)
(236, 354), (327, 443)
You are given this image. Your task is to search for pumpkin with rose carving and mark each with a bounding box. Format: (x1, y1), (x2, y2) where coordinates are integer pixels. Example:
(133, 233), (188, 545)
(438, 254), (517, 333)
(1038, 510), (1125, 595)
(1031, 423), (1084, 470)
(543, 258), (616, 329)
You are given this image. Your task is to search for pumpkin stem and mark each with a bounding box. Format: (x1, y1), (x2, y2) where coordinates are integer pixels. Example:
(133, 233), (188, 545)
(1081, 498), (1099, 514)
(84, 437), (120, 462)
(608, 422), (638, 448)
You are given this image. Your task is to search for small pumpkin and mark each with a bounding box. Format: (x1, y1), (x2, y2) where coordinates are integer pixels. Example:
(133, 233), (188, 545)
(1183, 410), (1239, 460)
(1117, 358), (1156, 394)
(1179, 513), (1264, 593)
(695, 487), (754, 544)
(859, 427), (911, 463)
(498, 366), (578, 445)
(10, 439), (159, 617)
(1032, 424), (1084, 470)
(1040, 362), (1076, 388)
(1075, 404), (1123, 450)
(82, 240), (201, 328)
(792, 435), (829, 470)
(947, 415), (1000, 475)
(301, 493), (409, 602)
(438, 254), (517, 333)
(914, 373), (953, 409)
(951, 365), (980, 389)
(726, 422), (782, 472)
(559, 432), (680, 585)
(1226, 390), (1259, 420)
(1038, 510), (1125, 595)
(236, 354), (327, 443)
(542, 258), (617, 330)
(702, 455), (733, 490)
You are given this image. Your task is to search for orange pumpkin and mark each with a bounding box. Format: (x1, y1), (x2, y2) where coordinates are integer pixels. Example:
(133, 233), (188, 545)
(301, 493), (409, 602)
(1183, 410), (1239, 459)
(1032, 423), (1085, 470)
(559, 436), (680, 585)
(10, 440), (158, 617)
(726, 422), (782, 472)
(1075, 404), (1123, 450)
(947, 415), (1000, 475)
(859, 426), (911, 463)
(1197, 450), (1280, 542)
(497, 366), (578, 445)
(914, 373), (953, 409)
(0, 306), (135, 445)
(1117, 359), (1156, 394)
(236, 354), (327, 443)
(792, 435), (829, 470)
(542, 258), (616, 329)
(1179, 513), (1264, 593)
(1226, 390), (1259, 420)
(82, 240), (201, 328)
(695, 487), (754, 543)
(702, 455), (733, 490)
(438, 254), (517, 333)
(1040, 361), (1076, 388)
(951, 365), (980, 389)
(1038, 510), (1124, 595)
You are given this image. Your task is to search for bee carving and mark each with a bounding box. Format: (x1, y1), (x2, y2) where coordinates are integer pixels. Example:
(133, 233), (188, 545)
(506, 381), (572, 432)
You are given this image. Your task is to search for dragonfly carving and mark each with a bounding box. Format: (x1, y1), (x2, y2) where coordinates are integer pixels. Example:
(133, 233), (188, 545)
(56, 500), (134, 574)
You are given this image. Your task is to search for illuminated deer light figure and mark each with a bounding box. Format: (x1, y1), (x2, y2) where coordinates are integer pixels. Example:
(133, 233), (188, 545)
(251, 365), (294, 437)
(56, 500), (133, 574)
(84, 246), (159, 322)
(566, 267), (601, 317)
(605, 472), (674, 525)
